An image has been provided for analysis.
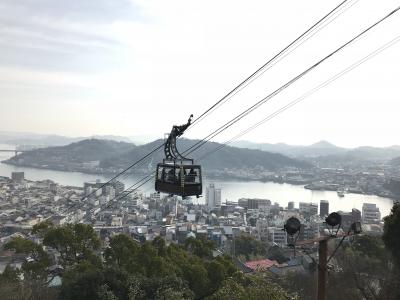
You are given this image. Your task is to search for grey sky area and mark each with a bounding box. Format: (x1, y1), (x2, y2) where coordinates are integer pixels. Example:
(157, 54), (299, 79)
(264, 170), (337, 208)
(0, 0), (399, 147)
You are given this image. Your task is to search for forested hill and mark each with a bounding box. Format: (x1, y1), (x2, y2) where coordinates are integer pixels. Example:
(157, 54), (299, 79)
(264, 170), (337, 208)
(4, 139), (135, 168)
(97, 138), (312, 171)
(4, 138), (312, 173)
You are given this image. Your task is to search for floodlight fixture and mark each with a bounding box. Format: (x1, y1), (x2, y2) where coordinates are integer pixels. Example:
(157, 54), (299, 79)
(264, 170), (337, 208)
(284, 217), (302, 257)
(325, 212), (342, 237)
(325, 212), (341, 227)
(284, 217), (301, 236)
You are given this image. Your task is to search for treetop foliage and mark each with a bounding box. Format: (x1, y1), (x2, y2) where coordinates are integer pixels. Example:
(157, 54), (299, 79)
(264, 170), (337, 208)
(1, 222), (293, 300)
(383, 203), (400, 267)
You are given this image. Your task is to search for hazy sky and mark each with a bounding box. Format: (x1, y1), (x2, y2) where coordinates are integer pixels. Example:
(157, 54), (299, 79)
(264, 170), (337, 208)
(0, 0), (399, 147)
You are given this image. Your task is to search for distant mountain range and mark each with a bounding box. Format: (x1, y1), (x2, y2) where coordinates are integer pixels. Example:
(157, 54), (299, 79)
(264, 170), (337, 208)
(4, 138), (312, 173)
(3, 131), (399, 166)
(231, 140), (345, 157)
(231, 140), (400, 163)
(0, 131), (133, 146)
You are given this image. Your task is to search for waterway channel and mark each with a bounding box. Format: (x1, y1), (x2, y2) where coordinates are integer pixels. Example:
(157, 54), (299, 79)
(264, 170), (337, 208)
(0, 145), (394, 217)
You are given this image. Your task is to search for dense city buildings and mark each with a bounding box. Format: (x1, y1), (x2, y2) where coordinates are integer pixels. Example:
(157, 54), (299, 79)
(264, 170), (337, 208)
(238, 198), (271, 210)
(0, 171), (389, 291)
(5, 139), (400, 202)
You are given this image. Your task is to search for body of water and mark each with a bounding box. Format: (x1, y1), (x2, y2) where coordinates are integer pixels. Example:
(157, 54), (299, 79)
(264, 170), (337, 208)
(0, 144), (394, 217)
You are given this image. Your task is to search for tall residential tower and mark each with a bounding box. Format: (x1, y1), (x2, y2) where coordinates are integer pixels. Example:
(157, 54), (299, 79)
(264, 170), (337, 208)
(206, 183), (221, 210)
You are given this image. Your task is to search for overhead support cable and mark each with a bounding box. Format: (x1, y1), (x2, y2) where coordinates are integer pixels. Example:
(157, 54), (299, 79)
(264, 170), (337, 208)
(100, 174), (154, 211)
(115, 33), (400, 205)
(80, 142), (164, 201)
(80, 0), (356, 202)
(98, 5), (400, 205)
(188, 0), (355, 130)
(82, 2), (400, 204)
(197, 35), (400, 161)
(183, 5), (400, 157)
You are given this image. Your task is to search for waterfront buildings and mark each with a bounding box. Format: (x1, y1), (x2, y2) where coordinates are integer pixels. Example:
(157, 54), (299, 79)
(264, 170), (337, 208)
(206, 183), (221, 210)
(11, 172), (24, 183)
(320, 200), (329, 217)
(309, 203), (318, 216)
(288, 201), (295, 210)
(0, 170), (389, 282)
(362, 203), (381, 224)
(299, 202), (318, 216)
(338, 209), (362, 230)
(238, 198), (271, 210)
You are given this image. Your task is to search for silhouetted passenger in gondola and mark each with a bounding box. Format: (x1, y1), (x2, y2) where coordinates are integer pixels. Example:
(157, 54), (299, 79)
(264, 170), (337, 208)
(186, 168), (196, 183)
(155, 114), (202, 198)
(167, 168), (176, 182)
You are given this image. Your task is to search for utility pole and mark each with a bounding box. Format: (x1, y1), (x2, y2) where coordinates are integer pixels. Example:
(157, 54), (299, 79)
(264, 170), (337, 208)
(233, 234), (236, 257)
(285, 214), (361, 300)
(317, 239), (328, 300)
(298, 235), (348, 300)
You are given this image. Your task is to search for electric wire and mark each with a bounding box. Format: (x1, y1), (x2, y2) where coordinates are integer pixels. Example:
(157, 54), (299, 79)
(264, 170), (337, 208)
(183, 5), (400, 157)
(114, 154), (155, 183)
(326, 223), (357, 264)
(188, 0), (354, 130)
(109, 33), (400, 214)
(327, 234), (348, 264)
(118, 175), (153, 199)
(80, 142), (164, 201)
(80, 0), (356, 201)
(196, 35), (400, 162)
(100, 174), (154, 211)
(85, 4), (400, 204)
(100, 9), (400, 205)
(121, 175), (154, 199)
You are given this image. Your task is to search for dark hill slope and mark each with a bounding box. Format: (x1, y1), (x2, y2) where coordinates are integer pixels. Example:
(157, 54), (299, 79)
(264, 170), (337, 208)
(4, 138), (312, 173)
(101, 138), (312, 171)
(5, 139), (135, 166)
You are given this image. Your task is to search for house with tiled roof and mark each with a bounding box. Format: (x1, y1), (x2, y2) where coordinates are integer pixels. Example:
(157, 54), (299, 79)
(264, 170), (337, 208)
(244, 258), (279, 272)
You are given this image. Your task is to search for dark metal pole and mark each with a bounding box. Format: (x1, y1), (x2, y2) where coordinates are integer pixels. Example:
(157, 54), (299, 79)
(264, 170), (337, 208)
(233, 234), (236, 257)
(317, 239), (328, 300)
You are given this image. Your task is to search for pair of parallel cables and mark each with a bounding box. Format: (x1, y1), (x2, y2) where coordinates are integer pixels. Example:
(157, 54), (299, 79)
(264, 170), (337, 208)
(87, 1), (400, 207)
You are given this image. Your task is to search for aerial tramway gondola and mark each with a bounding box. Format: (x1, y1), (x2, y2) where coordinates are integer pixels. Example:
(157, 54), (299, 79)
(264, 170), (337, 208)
(155, 115), (202, 197)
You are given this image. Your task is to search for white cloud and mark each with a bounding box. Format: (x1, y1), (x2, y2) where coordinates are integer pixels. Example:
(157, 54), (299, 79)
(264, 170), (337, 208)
(0, 0), (399, 147)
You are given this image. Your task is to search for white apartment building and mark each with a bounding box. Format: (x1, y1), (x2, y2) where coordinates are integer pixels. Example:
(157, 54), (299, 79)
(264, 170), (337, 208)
(362, 203), (381, 224)
(206, 183), (221, 210)
(268, 227), (287, 246)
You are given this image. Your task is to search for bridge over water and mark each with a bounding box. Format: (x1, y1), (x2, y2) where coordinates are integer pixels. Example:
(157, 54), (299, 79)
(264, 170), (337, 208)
(0, 149), (31, 157)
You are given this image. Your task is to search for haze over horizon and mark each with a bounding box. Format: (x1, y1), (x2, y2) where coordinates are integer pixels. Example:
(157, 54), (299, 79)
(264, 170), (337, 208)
(0, 0), (399, 148)
(1, 130), (400, 149)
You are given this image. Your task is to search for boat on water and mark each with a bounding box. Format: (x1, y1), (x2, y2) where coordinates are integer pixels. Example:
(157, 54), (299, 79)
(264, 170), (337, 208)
(337, 190), (345, 197)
